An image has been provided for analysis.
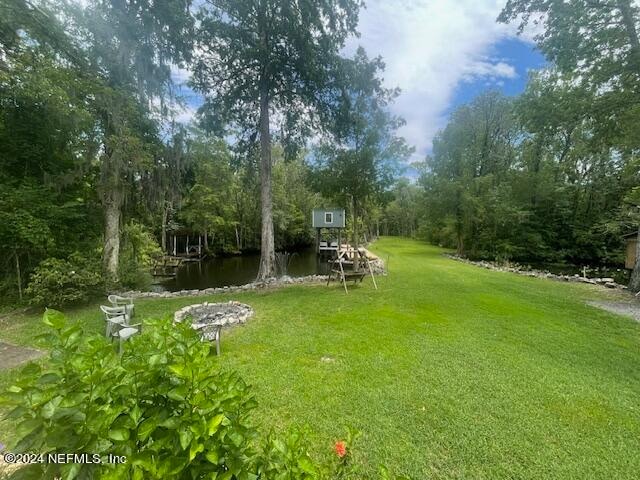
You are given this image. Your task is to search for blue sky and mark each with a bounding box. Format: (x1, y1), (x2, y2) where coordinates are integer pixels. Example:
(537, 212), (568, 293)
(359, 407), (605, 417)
(448, 38), (546, 114)
(172, 0), (547, 162)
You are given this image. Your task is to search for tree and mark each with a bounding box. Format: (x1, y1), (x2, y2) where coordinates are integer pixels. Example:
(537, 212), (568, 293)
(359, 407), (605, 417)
(498, 0), (640, 107)
(66, 0), (194, 283)
(499, 0), (640, 287)
(0, 0), (82, 70)
(382, 179), (421, 237)
(0, 43), (103, 300)
(271, 147), (319, 249)
(191, 0), (362, 280)
(419, 92), (520, 258)
(310, 48), (411, 267)
(625, 187), (640, 291)
(180, 135), (236, 251)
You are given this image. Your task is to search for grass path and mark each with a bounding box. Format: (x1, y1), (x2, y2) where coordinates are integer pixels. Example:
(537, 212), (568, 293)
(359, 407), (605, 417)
(2, 238), (640, 478)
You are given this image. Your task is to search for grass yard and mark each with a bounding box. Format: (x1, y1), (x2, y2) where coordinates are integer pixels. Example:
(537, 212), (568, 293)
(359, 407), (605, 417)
(1, 237), (640, 479)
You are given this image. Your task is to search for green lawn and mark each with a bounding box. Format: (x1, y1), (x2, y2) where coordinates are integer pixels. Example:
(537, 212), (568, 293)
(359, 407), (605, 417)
(2, 238), (640, 479)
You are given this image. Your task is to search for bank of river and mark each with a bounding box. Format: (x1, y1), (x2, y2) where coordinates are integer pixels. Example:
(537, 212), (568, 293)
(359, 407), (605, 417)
(525, 262), (629, 285)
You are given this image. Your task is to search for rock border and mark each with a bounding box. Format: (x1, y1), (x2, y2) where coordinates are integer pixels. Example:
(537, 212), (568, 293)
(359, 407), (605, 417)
(120, 274), (329, 300)
(445, 254), (627, 290)
(174, 300), (254, 325)
(174, 301), (255, 341)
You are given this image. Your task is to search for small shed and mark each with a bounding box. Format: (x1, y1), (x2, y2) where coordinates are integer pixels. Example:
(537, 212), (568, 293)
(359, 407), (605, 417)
(624, 231), (638, 269)
(312, 208), (345, 255)
(312, 208), (345, 228)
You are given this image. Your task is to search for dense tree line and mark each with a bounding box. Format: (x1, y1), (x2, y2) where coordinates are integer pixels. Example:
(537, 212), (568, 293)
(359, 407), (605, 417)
(0, 0), (405, 305)
(414, 88), (635, 266)
(377, 0), (640, 291)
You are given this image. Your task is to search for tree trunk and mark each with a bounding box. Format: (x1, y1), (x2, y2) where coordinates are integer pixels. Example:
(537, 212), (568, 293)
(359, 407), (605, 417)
(351, 196), (360, 272)
(204, 228), (209, 250)
(161, 202), (169, 253)
(256, 78), (276, 280)
(100, 107), (123, 285)
(628, 225), (640, 292)
(103, 195), (121, 283)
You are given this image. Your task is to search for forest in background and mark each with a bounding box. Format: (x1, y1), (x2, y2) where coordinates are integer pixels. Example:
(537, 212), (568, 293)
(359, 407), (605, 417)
(1, 0), (640, 307)
(386, 0), (640, 284)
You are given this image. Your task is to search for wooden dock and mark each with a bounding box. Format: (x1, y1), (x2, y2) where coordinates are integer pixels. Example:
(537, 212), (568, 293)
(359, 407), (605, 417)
(152, 256), (184, 278)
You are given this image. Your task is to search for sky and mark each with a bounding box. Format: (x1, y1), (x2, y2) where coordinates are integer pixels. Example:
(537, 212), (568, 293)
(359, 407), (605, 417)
(173, 0), (546, 163)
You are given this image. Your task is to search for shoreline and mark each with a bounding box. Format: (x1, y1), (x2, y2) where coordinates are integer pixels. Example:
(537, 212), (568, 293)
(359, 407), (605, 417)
(445, 254), (628, 291)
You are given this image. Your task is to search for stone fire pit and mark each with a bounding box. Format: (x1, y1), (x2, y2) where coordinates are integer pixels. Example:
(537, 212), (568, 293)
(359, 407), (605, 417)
(174, 301), (254, 348)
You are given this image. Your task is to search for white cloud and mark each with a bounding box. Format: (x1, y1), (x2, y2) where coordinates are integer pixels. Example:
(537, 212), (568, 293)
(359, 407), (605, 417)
(175, 104), (197, 124)
(171, 65), (191, 85)
(165, 1), (541, 156)
(462, 60), (517, 81)
(345, 0), (533, 161)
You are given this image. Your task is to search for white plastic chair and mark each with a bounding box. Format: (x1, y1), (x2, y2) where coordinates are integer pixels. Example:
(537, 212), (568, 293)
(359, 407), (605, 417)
(108, 294), (135, 318)
(100, 305), (140, 354)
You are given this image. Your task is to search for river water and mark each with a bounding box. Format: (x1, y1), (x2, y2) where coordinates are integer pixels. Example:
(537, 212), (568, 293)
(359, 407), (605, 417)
(160, 248), (331, 292)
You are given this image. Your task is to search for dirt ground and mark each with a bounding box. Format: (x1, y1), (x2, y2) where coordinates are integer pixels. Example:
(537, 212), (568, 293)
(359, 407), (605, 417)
(0, 341), (42, 370)
(587, 295), (640, 323)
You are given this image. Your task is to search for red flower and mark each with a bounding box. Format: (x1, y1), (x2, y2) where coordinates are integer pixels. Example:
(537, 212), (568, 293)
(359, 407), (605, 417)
(334, 441), (347, 458)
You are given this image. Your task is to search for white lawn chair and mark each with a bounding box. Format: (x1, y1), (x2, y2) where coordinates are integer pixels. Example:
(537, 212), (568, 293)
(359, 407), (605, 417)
(108, 294), (135, 318)
(100, 305), (141, 354)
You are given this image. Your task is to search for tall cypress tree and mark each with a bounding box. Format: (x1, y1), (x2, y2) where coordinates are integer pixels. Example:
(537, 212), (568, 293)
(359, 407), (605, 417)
(191, 0), (362, 280)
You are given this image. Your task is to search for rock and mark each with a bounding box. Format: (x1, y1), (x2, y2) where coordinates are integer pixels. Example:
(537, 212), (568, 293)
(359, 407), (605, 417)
(174, 301), (255, 334)
(122, 271), (340, 300)
(445, 254), (623, 290)
(578, 277), (597, 284)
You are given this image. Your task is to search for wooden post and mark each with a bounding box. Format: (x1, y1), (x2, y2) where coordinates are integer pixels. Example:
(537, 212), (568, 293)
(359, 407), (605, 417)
(338, 259), (348, 294)
(350, 195), (360, 272)
(366, 257), (378, 290)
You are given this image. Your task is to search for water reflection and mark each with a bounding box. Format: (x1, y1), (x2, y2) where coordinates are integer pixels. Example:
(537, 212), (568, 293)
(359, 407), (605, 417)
(161, 248), (331, 291)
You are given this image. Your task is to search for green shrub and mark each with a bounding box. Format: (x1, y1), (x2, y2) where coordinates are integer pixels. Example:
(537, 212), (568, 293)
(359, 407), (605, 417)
(25, 253), (103, 307)
(2, 310), (257, 479)
(119, 221), (162, 290)
(2, 311), (410, 480)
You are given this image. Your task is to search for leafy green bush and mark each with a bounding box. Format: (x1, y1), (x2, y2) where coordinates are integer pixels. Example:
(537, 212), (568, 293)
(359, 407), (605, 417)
(118, 221), (162, 290)
(25, 253), (103, 307)
(2, 311), (410, 480)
